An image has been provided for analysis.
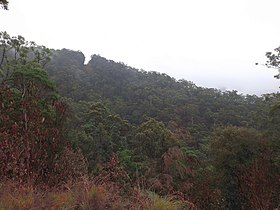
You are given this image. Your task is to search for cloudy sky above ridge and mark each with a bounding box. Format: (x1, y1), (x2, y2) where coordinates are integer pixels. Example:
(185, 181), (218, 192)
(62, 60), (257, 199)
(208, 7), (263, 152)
(1, 0), (280, 95)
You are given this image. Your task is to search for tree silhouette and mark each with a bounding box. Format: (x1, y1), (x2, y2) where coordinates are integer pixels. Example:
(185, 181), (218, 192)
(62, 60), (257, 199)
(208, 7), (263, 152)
(0, 0), (8, 10)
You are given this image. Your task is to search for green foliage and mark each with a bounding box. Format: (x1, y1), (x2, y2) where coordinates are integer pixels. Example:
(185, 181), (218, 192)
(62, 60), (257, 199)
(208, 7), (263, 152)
(134, 118), (179, 160)
(117, 149), (139, 174)
(45, 49), (85, 99)
(0, 33), (85, 186)
(0, 31), (56, 98)
(210, 126), (263, 167)
(12, 62), (55, 89)
(264, 46), (280, 79)
(1, 32), (280, 208)
(40, 48), (280, 208)
(209, 126), (279, 209)
(45, 52), (276, 145)
(69, 101), (132, 172)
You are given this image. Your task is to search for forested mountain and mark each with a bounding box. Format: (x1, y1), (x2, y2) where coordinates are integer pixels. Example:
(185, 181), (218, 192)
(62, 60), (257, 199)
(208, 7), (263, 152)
(1, 33), (280, 209)
(46, 49), (279, 139)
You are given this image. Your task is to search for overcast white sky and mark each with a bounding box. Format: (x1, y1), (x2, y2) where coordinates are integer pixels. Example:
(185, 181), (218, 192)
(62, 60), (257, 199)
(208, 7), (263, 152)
(1, 0), (280, 95)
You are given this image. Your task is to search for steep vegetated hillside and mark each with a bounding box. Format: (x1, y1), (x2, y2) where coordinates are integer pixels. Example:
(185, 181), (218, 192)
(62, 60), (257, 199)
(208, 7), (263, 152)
(46, 49), (279, 138)
(1, 33), (280, 209)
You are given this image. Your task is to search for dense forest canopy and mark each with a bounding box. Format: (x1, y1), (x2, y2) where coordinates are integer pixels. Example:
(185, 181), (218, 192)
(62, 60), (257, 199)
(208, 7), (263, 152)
(0, 32), (280, 209)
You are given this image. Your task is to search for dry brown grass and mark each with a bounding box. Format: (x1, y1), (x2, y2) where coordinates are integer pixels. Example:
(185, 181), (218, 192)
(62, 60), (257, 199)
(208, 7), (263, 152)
(0, 178), (108, 210)
(0, 179), (196, 210)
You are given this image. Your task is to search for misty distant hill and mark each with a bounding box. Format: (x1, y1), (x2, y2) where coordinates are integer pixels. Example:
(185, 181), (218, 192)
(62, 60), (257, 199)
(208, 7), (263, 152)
(44, 49), (278, 141)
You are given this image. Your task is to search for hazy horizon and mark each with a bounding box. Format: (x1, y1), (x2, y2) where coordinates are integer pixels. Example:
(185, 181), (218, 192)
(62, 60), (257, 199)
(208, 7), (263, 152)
(1, 0), (280, 95)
